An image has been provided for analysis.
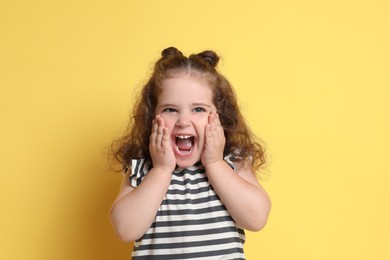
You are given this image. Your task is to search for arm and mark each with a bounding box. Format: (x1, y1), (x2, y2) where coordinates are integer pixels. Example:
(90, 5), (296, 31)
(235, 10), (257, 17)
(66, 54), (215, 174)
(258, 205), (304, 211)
(202, 113), (271, 231)
(110, 167), (172, 242)
(110, 115), (176, 242)
(204, 159), (271, 231)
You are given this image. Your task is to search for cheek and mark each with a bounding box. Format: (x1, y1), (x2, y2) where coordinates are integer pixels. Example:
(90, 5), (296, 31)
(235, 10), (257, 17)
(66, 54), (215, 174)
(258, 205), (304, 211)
(160, 116), (175, 130)
(196, 118), (209, 138)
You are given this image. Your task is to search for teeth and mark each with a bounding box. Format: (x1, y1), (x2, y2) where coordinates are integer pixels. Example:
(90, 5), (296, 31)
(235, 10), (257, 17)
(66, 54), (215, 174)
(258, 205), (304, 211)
(176, 135), (192, 139)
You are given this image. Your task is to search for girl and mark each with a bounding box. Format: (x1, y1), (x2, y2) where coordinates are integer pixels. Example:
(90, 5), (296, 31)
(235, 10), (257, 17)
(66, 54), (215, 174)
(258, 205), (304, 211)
(110, 47), (271, 259)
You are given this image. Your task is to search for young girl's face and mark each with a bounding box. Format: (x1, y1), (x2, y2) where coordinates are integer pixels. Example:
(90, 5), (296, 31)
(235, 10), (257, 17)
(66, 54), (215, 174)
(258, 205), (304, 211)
(156, 74), (216, 168)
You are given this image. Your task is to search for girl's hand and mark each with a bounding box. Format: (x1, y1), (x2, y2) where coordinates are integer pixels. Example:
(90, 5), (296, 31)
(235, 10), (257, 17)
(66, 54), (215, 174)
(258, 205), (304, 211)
(202, 112), (226, 167)
(149, 115), (176, 172)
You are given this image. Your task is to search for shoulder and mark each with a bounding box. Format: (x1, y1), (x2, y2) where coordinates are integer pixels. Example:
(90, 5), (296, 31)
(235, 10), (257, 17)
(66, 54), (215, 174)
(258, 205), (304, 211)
(223, 154), (239, 170)
(231, 157), (263, 189)
(127, 158), (152, 187)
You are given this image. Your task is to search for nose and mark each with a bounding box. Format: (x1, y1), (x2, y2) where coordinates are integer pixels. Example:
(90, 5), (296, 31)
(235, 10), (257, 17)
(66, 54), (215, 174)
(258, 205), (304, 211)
(176, 113), (191, 127)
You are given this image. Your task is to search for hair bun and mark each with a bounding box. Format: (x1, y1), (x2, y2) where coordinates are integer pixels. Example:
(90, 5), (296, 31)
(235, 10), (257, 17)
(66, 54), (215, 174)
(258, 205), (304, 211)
(161, 47), (183, 58)
(197, 50), (219, 67)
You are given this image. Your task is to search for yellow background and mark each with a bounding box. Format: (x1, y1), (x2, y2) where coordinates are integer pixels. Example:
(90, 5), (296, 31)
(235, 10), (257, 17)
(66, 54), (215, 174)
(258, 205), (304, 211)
(1, 1), (389, 259)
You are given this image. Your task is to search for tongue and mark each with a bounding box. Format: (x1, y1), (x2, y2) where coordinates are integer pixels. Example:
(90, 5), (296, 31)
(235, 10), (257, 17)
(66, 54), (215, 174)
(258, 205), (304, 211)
(176, 138), (193, 151)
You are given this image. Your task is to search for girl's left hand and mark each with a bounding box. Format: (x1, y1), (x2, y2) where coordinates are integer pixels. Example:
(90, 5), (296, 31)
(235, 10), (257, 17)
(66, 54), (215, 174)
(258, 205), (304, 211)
(201, 112), (226, 166)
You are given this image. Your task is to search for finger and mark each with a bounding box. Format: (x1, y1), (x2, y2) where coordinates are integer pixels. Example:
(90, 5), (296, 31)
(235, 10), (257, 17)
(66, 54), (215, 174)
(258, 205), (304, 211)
(156, 129), (163, 149)
(156, 114), (166, 128)
(152, 118), (158, 134)
(211, 113), (223, 136)
(208, 112), (216, 125)
(150, 119), (158, 145)
(215, 114), (223, 134)
(205, 124), (213, 143)
(211, 116), (218, 132)
(215, 113), (221, 127)
(206, 112), (215, 132)
(156, 115), (166, 148)
(161, 127), (171, 148)
(157, 120), (164, 134)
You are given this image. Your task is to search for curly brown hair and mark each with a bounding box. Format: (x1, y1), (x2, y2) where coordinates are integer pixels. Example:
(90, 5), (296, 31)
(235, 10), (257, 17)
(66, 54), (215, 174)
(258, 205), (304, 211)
(110, 47), (266, 172)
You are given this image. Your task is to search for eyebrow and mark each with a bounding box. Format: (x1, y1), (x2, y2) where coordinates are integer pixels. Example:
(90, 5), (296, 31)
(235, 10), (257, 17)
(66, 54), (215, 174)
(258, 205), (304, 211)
(192, 103), (212, 108)
(157, 103), (212, 108)
(157, 104), (176, 109)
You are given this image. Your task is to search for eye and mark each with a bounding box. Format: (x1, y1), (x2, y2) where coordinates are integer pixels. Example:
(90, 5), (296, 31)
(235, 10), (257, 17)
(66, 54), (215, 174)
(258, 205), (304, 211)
(193, 107), (206, 112)
(163, 108), (177, 113)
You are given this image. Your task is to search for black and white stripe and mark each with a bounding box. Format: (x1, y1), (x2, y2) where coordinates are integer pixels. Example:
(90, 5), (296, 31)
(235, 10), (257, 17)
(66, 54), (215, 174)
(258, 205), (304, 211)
(129, 158), (246, 259)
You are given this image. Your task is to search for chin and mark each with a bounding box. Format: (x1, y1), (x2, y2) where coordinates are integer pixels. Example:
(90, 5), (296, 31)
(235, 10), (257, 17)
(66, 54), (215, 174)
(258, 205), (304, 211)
(175, 152), (202, 169)
(176, 158), (199, 169)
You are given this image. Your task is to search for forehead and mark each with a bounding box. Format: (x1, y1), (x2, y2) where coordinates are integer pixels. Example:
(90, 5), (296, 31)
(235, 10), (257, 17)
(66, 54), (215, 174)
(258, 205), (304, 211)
(159, 75), (213, 102)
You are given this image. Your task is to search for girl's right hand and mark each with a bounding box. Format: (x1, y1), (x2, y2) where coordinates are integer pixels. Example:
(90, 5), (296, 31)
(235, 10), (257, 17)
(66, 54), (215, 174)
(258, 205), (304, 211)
(149, 115), (176, 172)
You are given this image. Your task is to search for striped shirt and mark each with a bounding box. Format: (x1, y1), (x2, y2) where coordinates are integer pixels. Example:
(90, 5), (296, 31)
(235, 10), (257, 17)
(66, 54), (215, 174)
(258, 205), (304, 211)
(128, 156), (246, 259)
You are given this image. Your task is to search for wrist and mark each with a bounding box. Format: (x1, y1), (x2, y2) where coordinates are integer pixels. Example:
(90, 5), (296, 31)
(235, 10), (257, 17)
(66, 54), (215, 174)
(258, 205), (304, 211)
(203, 159), (225, 171)
(150, 165), (174, 177)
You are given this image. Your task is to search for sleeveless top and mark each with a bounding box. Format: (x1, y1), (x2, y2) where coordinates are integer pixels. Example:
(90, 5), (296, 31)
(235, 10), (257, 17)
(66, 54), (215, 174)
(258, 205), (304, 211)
(128, 156), (246, 259)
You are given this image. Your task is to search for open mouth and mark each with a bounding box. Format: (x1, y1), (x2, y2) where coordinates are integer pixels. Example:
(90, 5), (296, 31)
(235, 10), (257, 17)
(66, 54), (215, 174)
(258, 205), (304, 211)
(175, 135), (194, 155)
